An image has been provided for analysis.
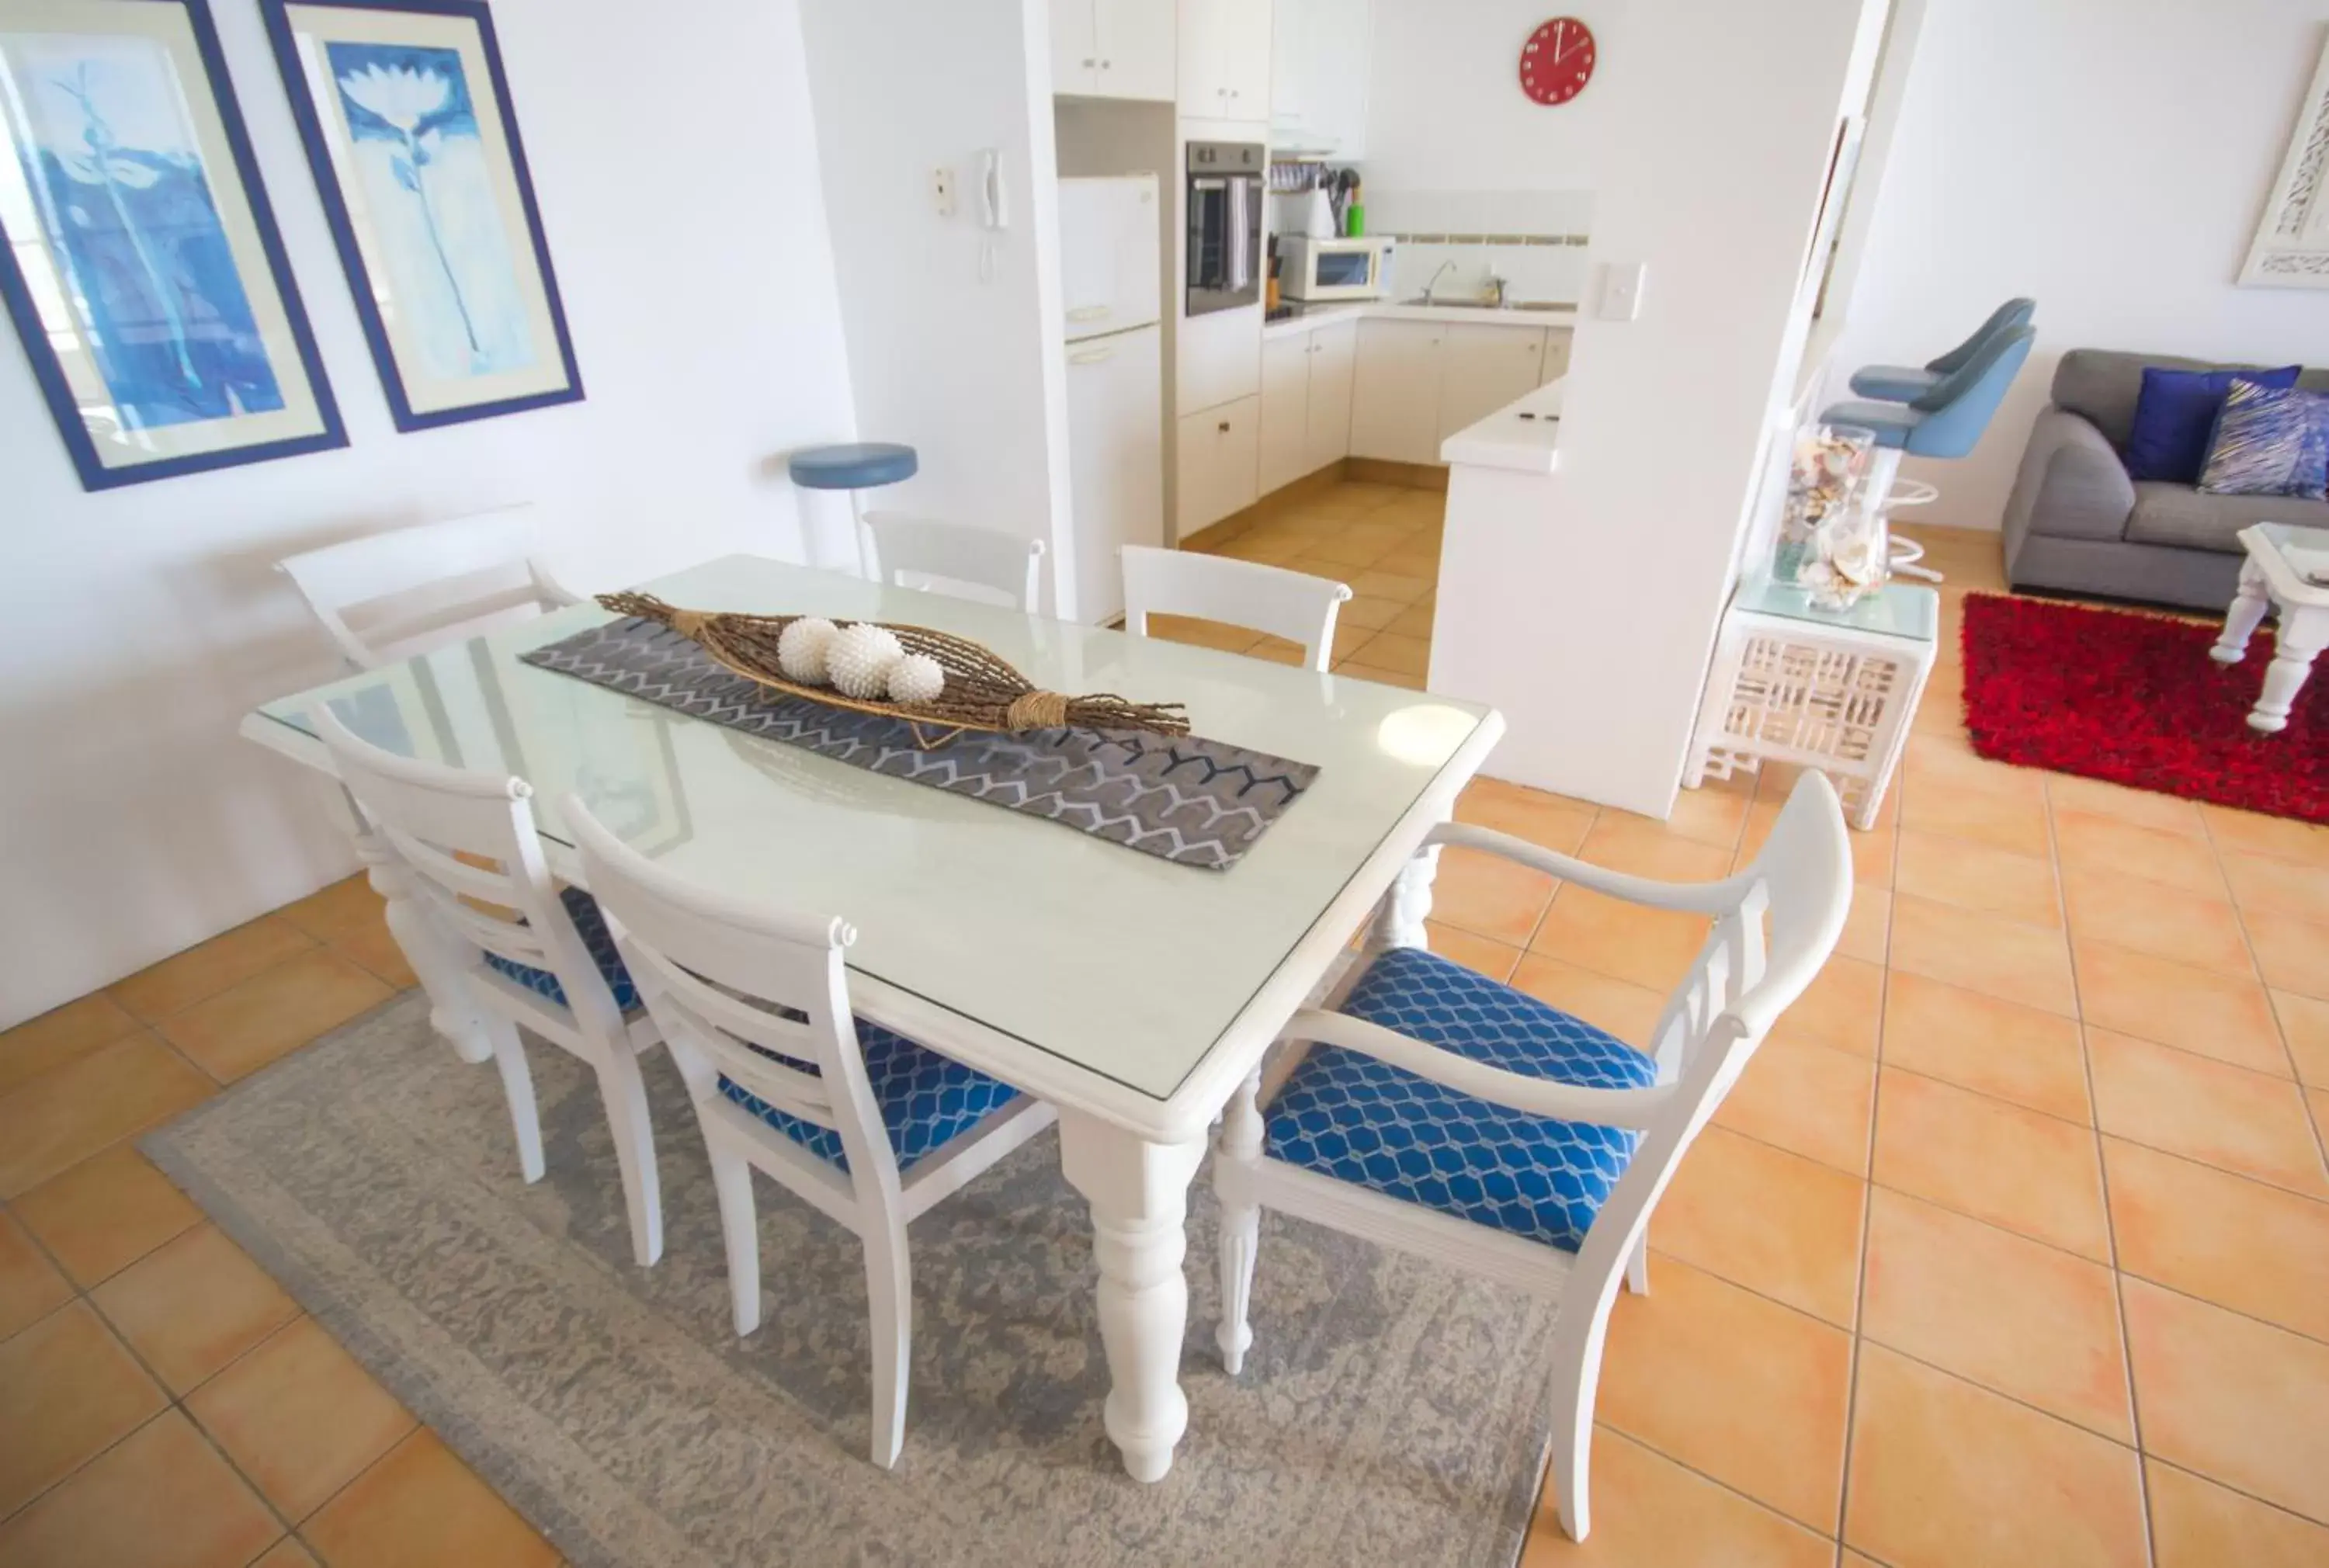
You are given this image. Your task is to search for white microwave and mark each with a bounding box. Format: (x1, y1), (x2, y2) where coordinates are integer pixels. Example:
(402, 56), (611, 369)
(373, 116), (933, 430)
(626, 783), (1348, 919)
(1279, 235), (1396, 302)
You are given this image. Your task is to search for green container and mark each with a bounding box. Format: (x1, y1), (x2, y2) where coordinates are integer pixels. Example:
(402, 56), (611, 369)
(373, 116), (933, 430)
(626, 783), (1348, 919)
(1345, 203), (1365, 238)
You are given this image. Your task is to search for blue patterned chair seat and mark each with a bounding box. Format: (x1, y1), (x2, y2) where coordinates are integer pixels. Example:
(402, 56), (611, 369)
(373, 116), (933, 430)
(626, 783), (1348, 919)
(483, 886), (640, 1011)
(1264, 945), (1659, 1254)
(719, 1025), (1021, 1174)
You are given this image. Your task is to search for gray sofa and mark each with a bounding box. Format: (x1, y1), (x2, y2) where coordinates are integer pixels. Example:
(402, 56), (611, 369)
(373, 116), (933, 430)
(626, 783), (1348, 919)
(2001, 349), (2329, 610)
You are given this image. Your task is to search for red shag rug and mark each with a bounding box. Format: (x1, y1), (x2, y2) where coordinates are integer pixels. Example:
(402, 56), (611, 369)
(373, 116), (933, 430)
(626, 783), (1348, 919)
(1961, 591), (2329, 824)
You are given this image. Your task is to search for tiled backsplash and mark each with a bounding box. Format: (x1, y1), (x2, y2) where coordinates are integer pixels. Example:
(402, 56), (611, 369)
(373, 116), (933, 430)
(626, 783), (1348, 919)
(1362, 188), (1595, 306)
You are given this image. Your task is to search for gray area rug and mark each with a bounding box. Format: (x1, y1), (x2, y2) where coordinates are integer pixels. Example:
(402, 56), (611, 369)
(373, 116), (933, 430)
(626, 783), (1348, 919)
(144, 994), (1553, 1567)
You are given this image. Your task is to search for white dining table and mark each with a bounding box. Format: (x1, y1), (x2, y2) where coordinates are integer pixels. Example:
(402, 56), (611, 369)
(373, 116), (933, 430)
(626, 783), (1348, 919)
(241, 553), (1505, 1482)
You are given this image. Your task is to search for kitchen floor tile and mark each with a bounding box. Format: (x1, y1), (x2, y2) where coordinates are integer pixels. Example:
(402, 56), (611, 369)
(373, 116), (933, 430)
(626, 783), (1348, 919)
(1521, 1425), (1834, 1568)
(2060, 866), (2254, 977)
(1386, 601), (1433, 639)
(1641, 785), (1754, 852)
(2102, 1136), (2329, 1343)
(2070, 938), (2289, 1075)
(1454, 777), (1596, 853)
(0, 1410), (281, 1568)
(1765, 954), (1884, 1060)
(1143, 613), (1262, 653)
(2052, 810), (2228, 899)
(156, 949), (393, 1083)
(1429, 845), (1556, 945)
(2048, 773), (2208, 838)
(2199, 803), (2329, 869)
(2122, 1277), (2329, 1525)
(0, 1033), (214, 1199)
(1834, 883), (1890, 965)
(90, 1223), (300, 1395)
(276, 874), (387, 943)
(186, 1316), (417, 1521)
(1861, 1189), (2132, 1441)
(0, 1299), (167, 1518)
(1508, 955), (1667, 1049)
(106, 916), (317, 1024)
(1879, 970), (2090, 1122)
(1422, 921), (1522, 983)
(2146, 1458), (2329, 1568)
(2274, 988), (2329, 1084)
(2086, 1029), (2328, 1198)
(331, 921), (418, 990)
(248, 1538), (321, 1568)
(0, 1211), (72, 1342)
(1335, 661), (1424, 691)
(2220, 848), (2329, 924)
(1596, 1257), (1852, 1532)
(1889, 895), (2076, 1017)
(1897, 774), (2053, 859)
(1710, 1034), (1874, 1176)
(0, 992), (141, 1099)
(2243, 910), (2329, 998)
(1870, 1068), (2111, 1261)
(1346, 567), (1432, 603)
(1575, 815), (1737, 883)
(1529, 884), (1709, 993)
(1841, 1343), (2147, 1568)
(1348, 631), (1432, 678)
(1651, 1124), (1865, 1327)
(1334, 593), (1405, 631)
(1893, 830), (2060, 928)
(303, 1429), (560, 1568)
(11, 1144), (203, 1289)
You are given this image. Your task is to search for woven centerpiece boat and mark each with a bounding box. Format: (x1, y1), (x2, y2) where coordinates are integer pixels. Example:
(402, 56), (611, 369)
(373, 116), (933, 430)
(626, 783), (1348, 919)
(597, 591), (1189, 748)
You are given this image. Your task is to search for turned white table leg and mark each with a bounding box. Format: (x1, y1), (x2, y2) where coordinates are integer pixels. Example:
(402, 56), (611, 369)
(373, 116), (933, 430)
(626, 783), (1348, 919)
(2213, 560), (2272, 665)
(1369, 834), (1445, 952)
(2250, 605), (2328, 734)
(1060, 1112), (1207, 1483)
(320, 780), (492, 1064)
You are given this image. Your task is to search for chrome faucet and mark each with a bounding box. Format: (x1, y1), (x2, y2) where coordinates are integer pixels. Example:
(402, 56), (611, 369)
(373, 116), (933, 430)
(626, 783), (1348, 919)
(1422, 259), (1460, 305)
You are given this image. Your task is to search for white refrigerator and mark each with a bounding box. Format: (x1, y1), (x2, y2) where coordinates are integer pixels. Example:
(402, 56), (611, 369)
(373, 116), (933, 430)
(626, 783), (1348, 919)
(1057, 175), (1164, 626)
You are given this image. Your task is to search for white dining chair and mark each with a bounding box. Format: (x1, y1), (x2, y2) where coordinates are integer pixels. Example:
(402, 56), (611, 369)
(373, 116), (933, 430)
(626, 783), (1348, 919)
(279, 505), (580, 669)
(1120, 545), (1352, 671)
(313, 707), (669, 1268)
(864, 512), (1046, 612)
(1213, 771), (1851, 1542)
(564, 795), (1058, 1469)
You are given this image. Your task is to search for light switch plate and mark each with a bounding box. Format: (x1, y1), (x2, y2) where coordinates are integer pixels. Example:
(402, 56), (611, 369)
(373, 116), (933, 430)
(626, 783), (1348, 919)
(1595, 262), (1645, 321)
(932, 166), (957, 220)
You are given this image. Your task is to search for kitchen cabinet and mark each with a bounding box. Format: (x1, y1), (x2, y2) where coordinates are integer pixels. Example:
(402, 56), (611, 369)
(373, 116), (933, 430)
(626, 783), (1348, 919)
(1178, 0), (1271, 122)
(1177, 395), (1261, 538)
(1270, 0), (1370, 157)
(1438, 324), (1545, 441)
(1348, 319), (1446, 464)
(1258, 335), (1312, 495)
(1178, 304), (1262, 417)
(1303, 318), (1356, 472)
(1540, 327), (1574, 386)
(1053, 0), (1176, 100)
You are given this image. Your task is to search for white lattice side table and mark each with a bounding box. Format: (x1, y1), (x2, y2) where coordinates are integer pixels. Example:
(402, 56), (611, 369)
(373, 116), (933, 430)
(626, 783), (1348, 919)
(1685, 578), (1941, 831)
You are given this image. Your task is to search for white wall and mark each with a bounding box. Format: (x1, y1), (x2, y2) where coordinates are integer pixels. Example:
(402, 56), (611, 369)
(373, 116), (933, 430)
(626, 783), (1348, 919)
(0, 0), (859, 1029)
(797, 0), (1077, 612)
(1829, 0), (2329, 529)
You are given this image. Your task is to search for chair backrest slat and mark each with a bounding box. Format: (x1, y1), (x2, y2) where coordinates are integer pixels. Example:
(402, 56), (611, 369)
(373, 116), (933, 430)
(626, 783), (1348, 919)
(864, 513), (1046, 612)
(279, 507), (576, 669)
(1121, 546), (1352, 671)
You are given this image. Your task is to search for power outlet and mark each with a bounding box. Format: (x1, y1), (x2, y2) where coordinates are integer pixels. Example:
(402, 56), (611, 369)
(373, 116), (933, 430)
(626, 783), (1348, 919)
(1595, 262), (1645, 321)
(932, 166), (957, 220)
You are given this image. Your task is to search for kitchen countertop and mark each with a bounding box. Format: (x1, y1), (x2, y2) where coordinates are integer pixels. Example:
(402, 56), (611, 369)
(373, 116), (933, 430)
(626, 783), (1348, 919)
(1439, 376), (1564, 476)
(1261, 299), (1580, 341)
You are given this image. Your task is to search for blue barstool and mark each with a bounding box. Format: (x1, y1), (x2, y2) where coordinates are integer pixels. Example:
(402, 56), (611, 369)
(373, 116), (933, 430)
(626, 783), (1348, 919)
(788, 442), (919, 580)
(1848, 298), (2035, 404)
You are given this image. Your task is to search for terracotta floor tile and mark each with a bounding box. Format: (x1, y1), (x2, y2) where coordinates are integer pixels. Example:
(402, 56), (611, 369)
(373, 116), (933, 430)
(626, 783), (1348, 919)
(2049, 773), (2208, 838)
(1386, 601), (1433, 639)
(1653, 1124), (1865, 1327)
(2146, 1458), (2329, 1568)
(2060, 866), (2254, 977)
(1530, 885), (1709, 993)
(2103, 1136), (2329, 1343)
(0, 1299), (166, 1518)
(276, 875), (387, 943)
(1880, 970), (2090, 1122)
(2220, 849), (2329, 924)
(1894, 830), (2060, 928)
(1328, 617), (1380, 663)
(1455, 777), (1596, 854)
(2277, 989), (2329, 1085)
(1834, 883), (1890, 965)
(1509, 956), (1667, 1049)
(1430, 845), (1556, 945)
(1597, 1257), (1851, 1531)
(1871, 1069), (2110, 1261)
(0, 1033), (214, 1199)
(2070, 939), (2290, 1076)
(1766, 954), (1884, 1060)
(1902, 730), (2049, 810)
(1144, 613), (1262, 653)
(1300, 528), (1397, 568)
(0, 1410), (281, 1568)
(249, 1538), (322, 1568)
(11, 1144), (203, 1289)
(2086, 1029), (2328, 1198)
(1335, 661), (1424, 692)
(1842, 1343), (2147, 1568)
(2244, 910), (2329, 999)
(1711, 1034), (1874, 1175)
(304, 1429), (559, 1568)
(1862, 1190), (2132, 1441)
(2199, 802), (2329, 868)
(2313, 1084), (2329, 1147)
(0, 1211), (72, 1341)
(1520, 1425), (1834, 1568)
(106, 916), (318, 1024)
(0, 992), (141, 1098)
(2122, 1277), (2329, 1525)
(1577, 816), (1737, 883)
(331, 922), (418, 990)
(1637, 784), (1755, 852)
(157, 949), (392, 1083)
(186, 1316), (416, 1521)
(90, 1223), (300, 1395)
(1246, 636), (1308, 667)
(1347, 567), (1432, 603)
(1423, 921), (1521, 983)
(1348, 630), (1431, 677)
(1335, 593), (1405, 631)
(1378, 545), (1442, 579)
(1897, 774), (2052, 859)
(2053, 809), (2228, 899)
(1890, 895), (2076, 1016)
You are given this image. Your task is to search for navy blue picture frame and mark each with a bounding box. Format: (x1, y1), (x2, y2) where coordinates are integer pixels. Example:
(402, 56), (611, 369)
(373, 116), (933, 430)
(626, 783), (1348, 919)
(259, 0), (583, 432)
(0, 0), (346, 491)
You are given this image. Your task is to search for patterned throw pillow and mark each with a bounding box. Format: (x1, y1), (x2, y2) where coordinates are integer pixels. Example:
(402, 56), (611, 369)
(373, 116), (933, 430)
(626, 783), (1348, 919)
(2198, 380), (2329, 499)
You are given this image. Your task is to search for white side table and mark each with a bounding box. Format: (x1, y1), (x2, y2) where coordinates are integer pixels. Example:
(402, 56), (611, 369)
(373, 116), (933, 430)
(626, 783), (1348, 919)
(2209, 522), (2329, 734)
(1685, 578), (1941, 831)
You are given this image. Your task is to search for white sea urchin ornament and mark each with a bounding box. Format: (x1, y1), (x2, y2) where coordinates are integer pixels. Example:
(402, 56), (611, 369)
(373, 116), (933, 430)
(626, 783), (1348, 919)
(886, 652), (945, 706)
(826, 623), (904, 699)
(776, 617), (838, 685)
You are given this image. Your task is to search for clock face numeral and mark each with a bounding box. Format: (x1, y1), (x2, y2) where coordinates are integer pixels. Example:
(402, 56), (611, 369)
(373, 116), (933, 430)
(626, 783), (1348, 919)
(1520, 16), (1596, 106)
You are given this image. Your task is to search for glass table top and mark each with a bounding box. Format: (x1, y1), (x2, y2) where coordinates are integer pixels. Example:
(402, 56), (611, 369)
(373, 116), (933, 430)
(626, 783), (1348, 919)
(2251, 522), (2329, 601)
(1733, 574), (1940, 641)
(258, 556), (1494, 1101)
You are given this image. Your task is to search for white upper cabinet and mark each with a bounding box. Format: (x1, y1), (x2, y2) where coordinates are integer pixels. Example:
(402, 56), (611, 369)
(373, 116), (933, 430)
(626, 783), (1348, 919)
(1270, 0), (1370, 157)
(1053, 0), (1175, 101)
(1178, 0), (1271, 122)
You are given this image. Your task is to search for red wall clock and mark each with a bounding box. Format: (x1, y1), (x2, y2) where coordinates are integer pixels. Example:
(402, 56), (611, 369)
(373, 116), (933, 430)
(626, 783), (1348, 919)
(1519, 17), (1596, 106)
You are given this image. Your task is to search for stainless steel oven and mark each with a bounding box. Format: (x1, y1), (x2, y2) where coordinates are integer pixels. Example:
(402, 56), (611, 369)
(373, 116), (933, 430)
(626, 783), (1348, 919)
(1185, 140), (1262, 317)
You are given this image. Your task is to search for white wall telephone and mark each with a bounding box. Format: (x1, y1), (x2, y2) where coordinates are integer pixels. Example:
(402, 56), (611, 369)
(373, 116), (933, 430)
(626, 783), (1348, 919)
(977, 148), (1008, 231)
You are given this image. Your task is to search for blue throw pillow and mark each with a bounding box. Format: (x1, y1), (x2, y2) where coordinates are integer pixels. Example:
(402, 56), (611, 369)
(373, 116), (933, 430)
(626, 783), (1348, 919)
(2199, 381), (2329, 499)
(2123, 364), (2302, 484)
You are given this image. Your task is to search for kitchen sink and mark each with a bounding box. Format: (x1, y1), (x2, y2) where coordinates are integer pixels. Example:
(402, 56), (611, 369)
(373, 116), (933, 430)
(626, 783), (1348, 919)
(1400, 297), (1574, 312)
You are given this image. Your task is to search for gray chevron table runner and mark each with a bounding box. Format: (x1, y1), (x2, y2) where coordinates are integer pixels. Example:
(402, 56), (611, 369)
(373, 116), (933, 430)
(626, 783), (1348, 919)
(521, 618), (1318, 869)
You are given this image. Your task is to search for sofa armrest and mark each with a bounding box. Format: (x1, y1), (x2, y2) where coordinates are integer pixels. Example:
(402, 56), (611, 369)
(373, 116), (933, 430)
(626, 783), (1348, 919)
(2002, 408), (2137, 548)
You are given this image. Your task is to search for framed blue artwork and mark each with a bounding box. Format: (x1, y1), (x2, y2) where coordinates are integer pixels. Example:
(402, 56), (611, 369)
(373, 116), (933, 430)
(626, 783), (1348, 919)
(0, 0), (345, 491)
(261, 0), (581, 431)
